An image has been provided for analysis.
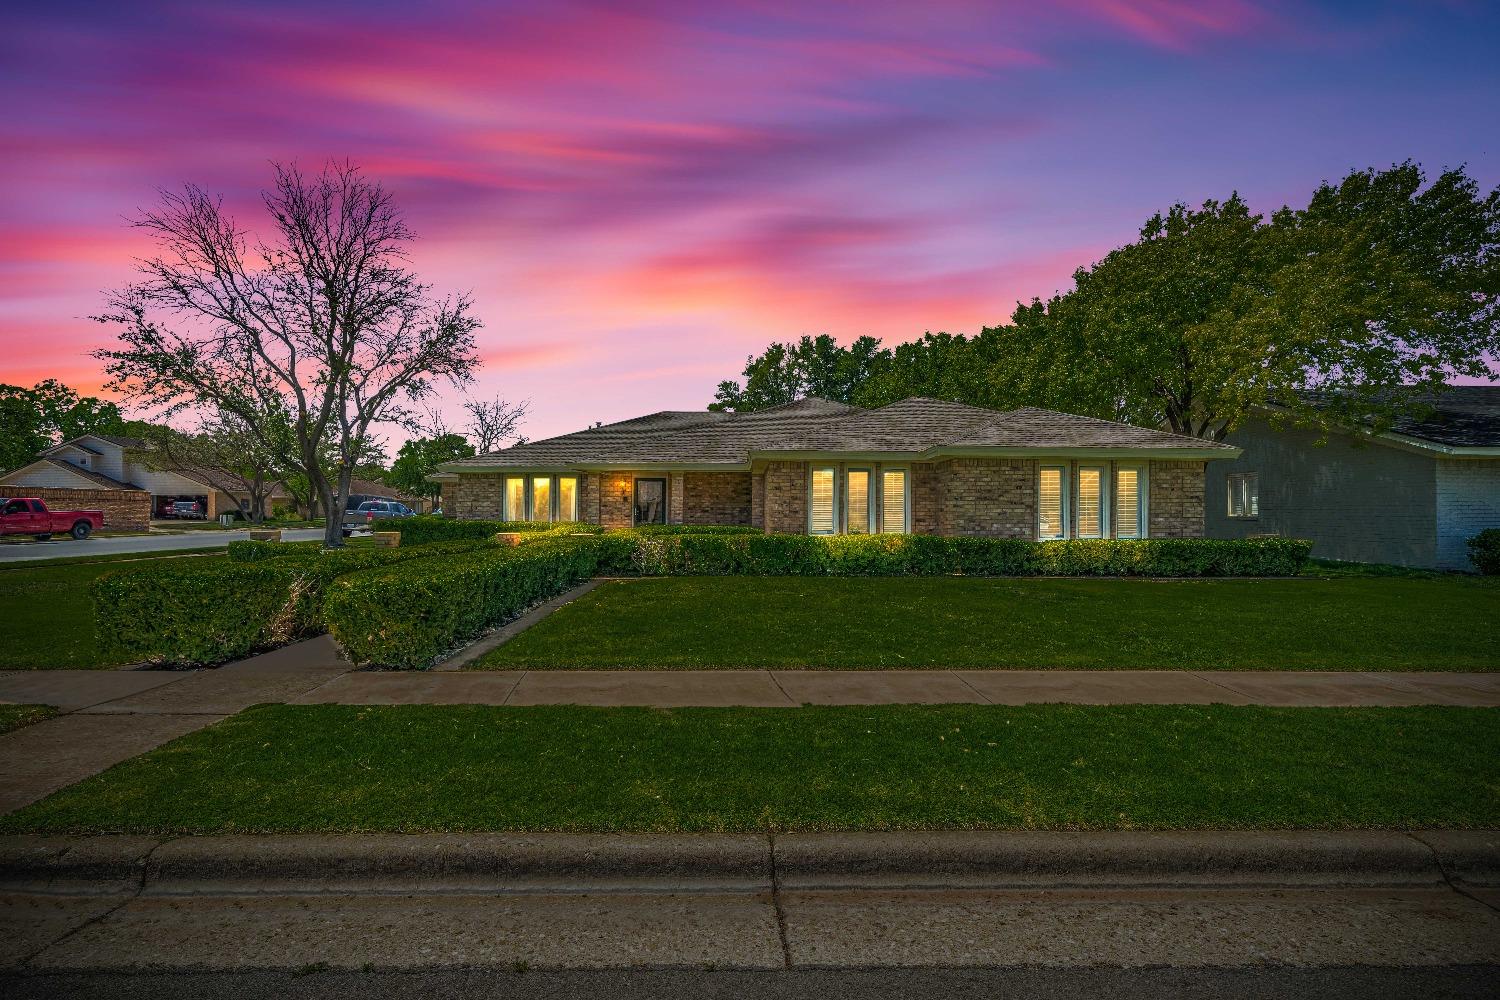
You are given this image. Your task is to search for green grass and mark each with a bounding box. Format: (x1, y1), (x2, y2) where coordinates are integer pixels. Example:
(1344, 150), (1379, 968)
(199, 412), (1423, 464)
(4, 704), (1494, 833)
(0, 704), (57, 734)
(0, 553), (224, 669)
(479, 576), (1500, 671)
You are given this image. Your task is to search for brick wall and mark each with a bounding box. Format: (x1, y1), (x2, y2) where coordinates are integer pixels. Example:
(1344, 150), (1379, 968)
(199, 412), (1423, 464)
(1148, 460), (1206, 538)
(750, 472), (766, 530)
(668, 473), (685, 525)
(683, 471), (753, 526)
(763, 461), (807, 534)
(9, 487), (151, 532)
(439, 481), (458, 514)
(453, 473), (503, 520)
(598, 472), (635, 529)
(910, 462), (939, 534)
(935, 458), (1037, 537)
(579, 473), (602, 525)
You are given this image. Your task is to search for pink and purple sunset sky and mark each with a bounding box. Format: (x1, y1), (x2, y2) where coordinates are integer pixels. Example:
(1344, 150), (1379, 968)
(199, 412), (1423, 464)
(3, 1), (1498, 440)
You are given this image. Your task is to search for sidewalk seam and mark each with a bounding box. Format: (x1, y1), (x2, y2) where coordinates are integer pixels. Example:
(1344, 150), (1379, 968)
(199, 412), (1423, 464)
(949, 671), (995, 704)
(766, 830), (792, 969)
(1189, 671), (1255, 701)
(765, 673), (799, 706)
(503, 672), (529, 707)
(1406, 831), (1500, 916)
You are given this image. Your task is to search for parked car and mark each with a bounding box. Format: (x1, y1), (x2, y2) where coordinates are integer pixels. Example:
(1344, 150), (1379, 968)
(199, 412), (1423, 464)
(0, 497), (104, 540)
(167, 500), (206, 520)
(341, 499), (417, 537)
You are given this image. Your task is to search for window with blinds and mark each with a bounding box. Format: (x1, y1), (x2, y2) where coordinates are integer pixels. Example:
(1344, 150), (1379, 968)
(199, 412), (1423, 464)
(531, 476), (552, 521)
(1116, 467), (1144, 538)
(1077, 466), (1104, 538)
(809, 467), (836, 534)
(1038, 466), (1065, 539)
(1227, 472), (1259, 518)
(846, 469), (871, 534)
(504, 477), (526, 522)
(558, 477), (578, 521)
(880, 469), (908, 533)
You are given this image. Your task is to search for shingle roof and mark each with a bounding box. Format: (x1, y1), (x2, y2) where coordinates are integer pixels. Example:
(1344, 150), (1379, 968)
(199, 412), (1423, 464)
(442, 396), (1232, 471)
(3, 457), (139, 490)
(1293, 386), (1500, 448)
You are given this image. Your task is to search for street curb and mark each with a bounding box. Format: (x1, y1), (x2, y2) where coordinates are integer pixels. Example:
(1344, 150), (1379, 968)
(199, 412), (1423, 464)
(2, 831), (1496, 892)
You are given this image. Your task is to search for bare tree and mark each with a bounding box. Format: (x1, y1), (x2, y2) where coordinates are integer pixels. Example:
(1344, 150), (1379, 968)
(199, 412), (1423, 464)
(464, 395), (529, 454)
(93, 162), (481, 547)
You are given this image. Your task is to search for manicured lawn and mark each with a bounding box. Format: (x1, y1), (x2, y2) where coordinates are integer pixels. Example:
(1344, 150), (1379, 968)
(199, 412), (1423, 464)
(0, 704), (57, 734)
(0, 552), (223, 669)
(4, 704), (1494, 834)
(479, 576), (1500, 670)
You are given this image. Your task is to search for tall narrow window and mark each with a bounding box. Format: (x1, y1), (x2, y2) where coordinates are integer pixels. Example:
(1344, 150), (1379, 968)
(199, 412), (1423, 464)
(1038, 466), (1067, 540)
(846, 469), (871, 534)
(809, 467), (836, 534)
(557, 477), (578, 522)
(504, 477), (526, 522)
(1116, 467), (1145, 539)
(531, 476), (552, 522)
(1227, 472), (1259, 518)
(880, 469), (908, 533)
(1077, 466), (1105, 538)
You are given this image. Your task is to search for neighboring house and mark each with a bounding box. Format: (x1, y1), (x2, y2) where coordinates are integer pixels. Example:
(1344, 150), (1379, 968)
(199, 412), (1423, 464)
(0, 434), (289, 520)
(437, 397), (1238, 539)
(1205, 387), (1500, 570)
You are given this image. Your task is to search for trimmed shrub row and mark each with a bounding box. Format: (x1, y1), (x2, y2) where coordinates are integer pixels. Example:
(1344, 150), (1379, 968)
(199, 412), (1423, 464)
(326, 536), (608, 668)
(629, 534), (1314, 578)
(628, 524), (764, 536)
(1470, 528), (1500, 575)
(94, 539), (496, 666)
(391, 516), (557, 545)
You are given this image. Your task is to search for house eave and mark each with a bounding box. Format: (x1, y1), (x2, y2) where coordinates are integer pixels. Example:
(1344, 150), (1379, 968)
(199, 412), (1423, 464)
(1252, 403), (1500, 457)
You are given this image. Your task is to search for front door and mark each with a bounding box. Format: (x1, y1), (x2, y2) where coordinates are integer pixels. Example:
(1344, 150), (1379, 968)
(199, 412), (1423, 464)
(634, 478), (666, 525)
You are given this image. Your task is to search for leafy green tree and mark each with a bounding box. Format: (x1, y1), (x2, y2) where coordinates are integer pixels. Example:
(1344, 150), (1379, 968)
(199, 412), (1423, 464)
(388, 433), (475, 500)
(710, 335), (890, 411)
(0, 380), (127, 472)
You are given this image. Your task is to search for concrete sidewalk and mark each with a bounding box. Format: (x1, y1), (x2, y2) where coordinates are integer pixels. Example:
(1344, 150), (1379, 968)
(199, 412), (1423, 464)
(290, 667), (1500, 707)
(2, 830), (1497, 977)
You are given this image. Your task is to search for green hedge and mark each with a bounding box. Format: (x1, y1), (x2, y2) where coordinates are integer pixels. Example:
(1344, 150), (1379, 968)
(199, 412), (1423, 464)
(628, 534), (1313, 578)
(95, 539), (496, 666)
(628, 524), (764, 536)
(227, 539), (321, 562)
(326, 537), (608, 668)
(1470, 528), (1500, 575)
(391, 516), (558, 545)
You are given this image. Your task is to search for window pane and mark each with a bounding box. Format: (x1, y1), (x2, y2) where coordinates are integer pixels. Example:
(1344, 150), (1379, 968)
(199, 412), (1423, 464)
(504, 478), (525, 521)
(1039, 467), (1064, 539)
(1116, 468), (1141, 539)
(1077, 467), (1103, 538)
(1227, 473), (1259, 518)
(846, 470), (870, 534)
(531, 476), (551, 522)
(809, 467), (836, 534)
(880, 470), (908, 533)
(558, 477), (578, 521)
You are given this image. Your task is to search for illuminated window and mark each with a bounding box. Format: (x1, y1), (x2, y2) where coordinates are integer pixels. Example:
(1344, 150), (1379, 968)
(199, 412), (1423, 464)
(558, 477), (578, 522)
(1116, 467), (1146, 538)
(503, 477), (526, 522)
(809, 467), (836, 534)
(1077, 466), (1106, 538)
(1038, 466), (1067, 540)
(846, 469), (871, 534)
(531, 476), (552, 521)
(880, 469), (908, 534)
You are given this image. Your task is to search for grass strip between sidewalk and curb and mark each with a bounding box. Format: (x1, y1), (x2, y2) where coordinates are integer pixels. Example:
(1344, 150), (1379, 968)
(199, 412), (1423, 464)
(3, 704), (1495, 834)
(0, 704), (57, 734)
(477, 576), (1500, 671)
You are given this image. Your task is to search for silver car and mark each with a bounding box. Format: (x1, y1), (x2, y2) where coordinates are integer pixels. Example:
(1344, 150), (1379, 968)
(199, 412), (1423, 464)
(341, 499), (417, 537)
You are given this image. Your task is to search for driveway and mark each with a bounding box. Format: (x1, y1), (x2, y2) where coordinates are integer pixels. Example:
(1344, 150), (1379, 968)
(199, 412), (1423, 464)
(0, 528), (326, 563)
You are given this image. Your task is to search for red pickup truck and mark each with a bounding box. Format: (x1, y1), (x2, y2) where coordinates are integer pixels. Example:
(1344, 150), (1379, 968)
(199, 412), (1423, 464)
(0, 497), (104, 540)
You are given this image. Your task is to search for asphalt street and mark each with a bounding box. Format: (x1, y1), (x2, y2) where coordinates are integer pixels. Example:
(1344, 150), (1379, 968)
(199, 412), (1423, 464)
(0, 527), (325, 563)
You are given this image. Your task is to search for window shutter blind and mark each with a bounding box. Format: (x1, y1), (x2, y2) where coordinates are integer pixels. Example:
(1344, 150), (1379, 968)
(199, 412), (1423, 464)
(880, 470), (907, 533)
(1116, 468), (1141, 538)
(810, 467), (836, 534)
(1038, 467), (1064, 539)
(531, 476), (552, 522)
(1227, 473), (1259, 517)
(1077, 467), (1103, 538)
(504, 478), (525, 521)
(847, 470), (870, 534)
(558, 477), (578, 521)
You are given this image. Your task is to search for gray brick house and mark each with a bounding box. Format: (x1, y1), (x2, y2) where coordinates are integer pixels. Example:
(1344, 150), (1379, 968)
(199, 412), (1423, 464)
(436, 397), (1237, 539)
(1205, 387), (1500, 570)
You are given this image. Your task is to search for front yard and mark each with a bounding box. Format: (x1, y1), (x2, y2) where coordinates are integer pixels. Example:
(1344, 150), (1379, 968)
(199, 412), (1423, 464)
(4, 704), (1494, 833)
(0, 704), (56, 734)
(478, 575), (1500, 671)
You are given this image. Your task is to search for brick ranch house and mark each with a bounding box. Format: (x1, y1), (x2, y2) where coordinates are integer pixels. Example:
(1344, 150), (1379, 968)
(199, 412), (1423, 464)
(435, 397), (1239, 539)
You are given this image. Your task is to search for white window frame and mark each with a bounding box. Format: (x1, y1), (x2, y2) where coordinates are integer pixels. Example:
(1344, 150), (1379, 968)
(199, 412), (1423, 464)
(1037, 464), (1069, 540)
(1114, 464), (1149, 539)
(1226, 472), (1259, 519)
(808, 465), (839, 535)
(1075, 464), (1110, 539)
(557, 476), (579, 522)
(878, 467), (910, 534)
(502, 474), (582, 523)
